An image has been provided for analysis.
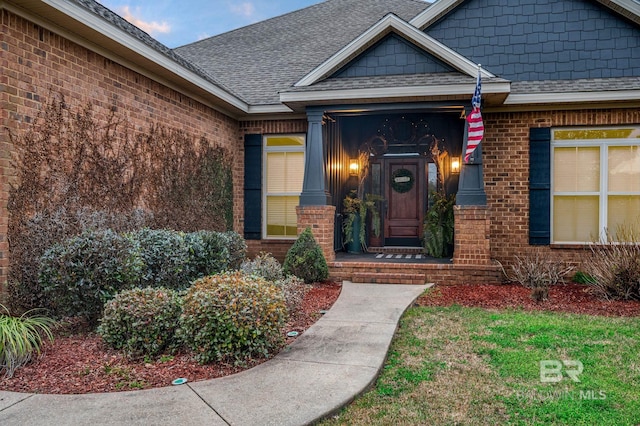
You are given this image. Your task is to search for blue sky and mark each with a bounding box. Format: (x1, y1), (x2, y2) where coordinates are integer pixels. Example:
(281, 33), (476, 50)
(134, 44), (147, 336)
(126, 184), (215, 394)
(98, 0), (325, 48)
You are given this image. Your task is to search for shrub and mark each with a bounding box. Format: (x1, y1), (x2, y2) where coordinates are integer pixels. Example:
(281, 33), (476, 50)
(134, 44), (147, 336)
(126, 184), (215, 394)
(219, 231), (247, 270)
(98, 288), (182, 359)
(179, 271), (286, 364)
(184, 231), (234, 279)
(274, 275), (309, 315)
(587, 234), (640, 301)
(39, 229), (143, 324)
(128, 228), (191, 290)
(241, 252), (284, 282)
(0, 304), (55, 378)
(508, 251), (573, 302)
(572, 271), (597, 284)
(283, 227), (329, 284)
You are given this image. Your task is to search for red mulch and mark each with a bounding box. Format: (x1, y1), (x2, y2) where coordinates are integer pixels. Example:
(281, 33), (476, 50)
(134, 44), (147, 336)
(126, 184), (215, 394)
(418, 283), (640, 317)
(0, 282), (342, 394)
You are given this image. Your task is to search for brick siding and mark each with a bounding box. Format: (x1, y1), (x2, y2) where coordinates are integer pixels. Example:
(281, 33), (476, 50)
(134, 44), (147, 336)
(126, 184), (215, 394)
(483, 107), (640, 271)
(0, 10), (241, 290)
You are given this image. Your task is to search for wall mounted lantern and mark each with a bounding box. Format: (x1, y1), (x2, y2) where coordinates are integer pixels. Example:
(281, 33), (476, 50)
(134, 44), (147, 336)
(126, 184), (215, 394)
(349, 158), (359, 176)
(451, 157), (461, 174)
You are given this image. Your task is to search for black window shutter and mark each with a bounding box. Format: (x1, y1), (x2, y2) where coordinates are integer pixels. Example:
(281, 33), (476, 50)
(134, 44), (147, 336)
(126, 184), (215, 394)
(244, 134), (262, 240)
(529, 127), (551, 245)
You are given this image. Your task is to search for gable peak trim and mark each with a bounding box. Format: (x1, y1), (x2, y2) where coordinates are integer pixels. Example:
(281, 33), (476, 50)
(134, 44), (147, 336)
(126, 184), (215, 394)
(411, 0), (640, 30)
(294, 12), (493, 88)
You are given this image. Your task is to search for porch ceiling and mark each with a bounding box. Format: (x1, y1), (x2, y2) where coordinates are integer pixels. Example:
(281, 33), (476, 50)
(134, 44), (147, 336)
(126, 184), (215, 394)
(279, 73), (511, 112)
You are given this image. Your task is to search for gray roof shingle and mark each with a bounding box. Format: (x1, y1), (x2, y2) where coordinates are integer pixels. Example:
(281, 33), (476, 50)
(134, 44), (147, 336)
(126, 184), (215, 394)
(174, 0), (430, 105)
(511, 77), (640, 93)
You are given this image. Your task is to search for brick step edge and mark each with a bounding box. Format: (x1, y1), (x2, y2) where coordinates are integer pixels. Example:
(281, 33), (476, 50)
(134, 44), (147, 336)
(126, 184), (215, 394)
(351, 272), (426, 285)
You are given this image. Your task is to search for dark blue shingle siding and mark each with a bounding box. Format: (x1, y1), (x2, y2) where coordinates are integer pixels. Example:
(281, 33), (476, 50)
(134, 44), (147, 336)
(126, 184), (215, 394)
(334, 34), (455, 78)
(425, 0), (640, 81)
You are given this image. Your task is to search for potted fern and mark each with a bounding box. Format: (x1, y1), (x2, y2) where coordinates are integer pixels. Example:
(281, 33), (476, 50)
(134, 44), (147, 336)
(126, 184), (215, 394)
(343, 191), (383, 253)
(422, 192), (455, 258)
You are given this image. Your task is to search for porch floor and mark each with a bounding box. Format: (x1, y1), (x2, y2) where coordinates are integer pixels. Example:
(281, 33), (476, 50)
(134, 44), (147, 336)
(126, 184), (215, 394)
(334, 251), (451, 265)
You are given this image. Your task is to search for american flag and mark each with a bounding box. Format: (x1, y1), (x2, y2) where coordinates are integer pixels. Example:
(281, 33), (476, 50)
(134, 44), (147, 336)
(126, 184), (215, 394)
(465, 70), (484, 162)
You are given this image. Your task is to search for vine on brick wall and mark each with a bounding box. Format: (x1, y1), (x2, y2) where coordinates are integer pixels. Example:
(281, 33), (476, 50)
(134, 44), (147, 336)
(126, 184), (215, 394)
(6, 94), (233, 311)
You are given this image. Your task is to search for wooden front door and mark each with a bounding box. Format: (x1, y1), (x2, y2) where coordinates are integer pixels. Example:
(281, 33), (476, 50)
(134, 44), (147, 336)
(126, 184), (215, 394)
(384, 158), (425, 246)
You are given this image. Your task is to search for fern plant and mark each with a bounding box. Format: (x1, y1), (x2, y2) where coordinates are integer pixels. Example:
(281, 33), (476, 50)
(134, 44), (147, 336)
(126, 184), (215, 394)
(423, 192), (455, 258)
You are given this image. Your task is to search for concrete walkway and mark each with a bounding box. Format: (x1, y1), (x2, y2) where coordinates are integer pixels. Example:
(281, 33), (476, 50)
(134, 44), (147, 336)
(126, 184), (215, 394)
(0, 281), (428, 426)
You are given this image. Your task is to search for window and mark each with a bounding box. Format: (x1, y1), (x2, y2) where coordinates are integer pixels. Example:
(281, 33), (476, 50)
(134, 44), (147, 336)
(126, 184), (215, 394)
(551, 127), (640, 243)
(263, 135), (305, 238)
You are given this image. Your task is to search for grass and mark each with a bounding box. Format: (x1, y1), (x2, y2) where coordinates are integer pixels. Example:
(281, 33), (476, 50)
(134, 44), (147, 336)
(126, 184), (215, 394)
(321, 305), (640, 425)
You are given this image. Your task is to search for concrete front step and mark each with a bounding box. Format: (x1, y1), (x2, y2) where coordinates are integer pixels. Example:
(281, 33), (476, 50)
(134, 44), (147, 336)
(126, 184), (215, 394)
(351, 272), (427, 285)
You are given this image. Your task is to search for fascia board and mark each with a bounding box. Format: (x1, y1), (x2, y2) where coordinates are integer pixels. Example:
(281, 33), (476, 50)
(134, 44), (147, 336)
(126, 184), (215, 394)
(32, 0), (248, 114)
(504, 90), (640, 105)
(281, 82), (511, 103)
(294, 13), (492, 88)
(412, 0), (640, 29)
(410, 0), (463, 29)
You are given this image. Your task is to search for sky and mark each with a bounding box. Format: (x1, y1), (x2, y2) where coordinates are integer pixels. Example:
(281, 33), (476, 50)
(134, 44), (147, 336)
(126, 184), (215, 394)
(98, 0), (326, 48)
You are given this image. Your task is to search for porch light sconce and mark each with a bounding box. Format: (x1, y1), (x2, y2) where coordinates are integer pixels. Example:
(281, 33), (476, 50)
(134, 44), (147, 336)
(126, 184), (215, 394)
(451, 157), (461, 174)
(349, 158), (359, 176)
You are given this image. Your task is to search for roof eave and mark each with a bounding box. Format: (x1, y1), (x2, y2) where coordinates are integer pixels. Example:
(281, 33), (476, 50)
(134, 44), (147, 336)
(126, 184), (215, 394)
(4, 0), (249, 117)
(280, 82), (511, 112)
(411, 0), (640, 29)
(504, 90), (640, 106)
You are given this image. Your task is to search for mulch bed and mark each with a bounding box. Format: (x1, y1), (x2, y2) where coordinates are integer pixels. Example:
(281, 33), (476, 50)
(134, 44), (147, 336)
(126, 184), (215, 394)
(0, 282), (342, 395)
(417, 283), (640, 317)
(4, 282), (638, 395)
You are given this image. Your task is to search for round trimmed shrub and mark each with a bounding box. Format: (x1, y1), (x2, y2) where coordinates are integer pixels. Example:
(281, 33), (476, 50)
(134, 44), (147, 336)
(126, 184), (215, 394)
(283, 227), (329, 283)
(39, 229), (143, 324)
(98, 287), (182, 359)
(128, 228), (191, 290)
(180, 271), (287, 364)
(241, 252), (284, 282)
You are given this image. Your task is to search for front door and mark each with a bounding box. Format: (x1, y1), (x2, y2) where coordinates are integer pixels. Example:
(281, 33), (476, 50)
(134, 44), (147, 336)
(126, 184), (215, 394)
(384, 158), (425, 246)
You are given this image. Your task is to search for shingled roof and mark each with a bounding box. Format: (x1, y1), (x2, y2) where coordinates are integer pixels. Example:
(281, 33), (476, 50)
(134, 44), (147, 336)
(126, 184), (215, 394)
(174, 0), (430, 106)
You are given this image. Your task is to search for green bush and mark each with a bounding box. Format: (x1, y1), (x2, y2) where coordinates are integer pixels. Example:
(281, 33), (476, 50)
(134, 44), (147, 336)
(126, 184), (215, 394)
(572, 271), (597, 284)
(98, 288), (182, 359)
(39, 229), (143, 324)
(0, 304), (55, 378)
(283, 227), (329, 284)
(274, 275), (309, 315)
(219, 231), (247, 270)
(128, 228), (191, 290)
(241, 252), (284, 282)
(179, 271), (286, 364)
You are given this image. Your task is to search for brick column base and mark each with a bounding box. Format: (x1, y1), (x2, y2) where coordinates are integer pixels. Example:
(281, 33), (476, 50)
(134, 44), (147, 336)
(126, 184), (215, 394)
(453, 205), (491, 265)
(296, 205), (336, 263)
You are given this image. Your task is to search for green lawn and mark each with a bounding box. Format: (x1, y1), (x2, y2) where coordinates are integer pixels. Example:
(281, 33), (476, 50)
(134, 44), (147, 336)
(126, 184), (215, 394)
(321, 305), (640, 425)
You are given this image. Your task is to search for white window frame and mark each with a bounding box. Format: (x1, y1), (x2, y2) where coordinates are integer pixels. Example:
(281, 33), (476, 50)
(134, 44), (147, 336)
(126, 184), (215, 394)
(551, 126), (640, 244)
(262, 134), (306, 240)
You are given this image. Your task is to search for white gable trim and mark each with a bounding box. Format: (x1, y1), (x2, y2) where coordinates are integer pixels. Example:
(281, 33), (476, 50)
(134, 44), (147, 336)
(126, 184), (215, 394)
(411, 0), (640, 30)
(294, 13), (493, 88)
(504, 90), (640, 105)
(8, 0), (249, 115)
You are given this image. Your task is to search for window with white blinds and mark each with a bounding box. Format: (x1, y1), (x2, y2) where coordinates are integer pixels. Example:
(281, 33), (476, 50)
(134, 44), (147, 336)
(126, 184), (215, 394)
(551, 127), (640, 243)
(263, 135), (305, 238)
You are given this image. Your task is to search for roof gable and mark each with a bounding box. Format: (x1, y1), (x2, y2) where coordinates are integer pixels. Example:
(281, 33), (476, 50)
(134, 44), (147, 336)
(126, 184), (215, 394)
(417, 0), (640, 82)
(295, 13), (494, 87)
(332, 33), (455, 78)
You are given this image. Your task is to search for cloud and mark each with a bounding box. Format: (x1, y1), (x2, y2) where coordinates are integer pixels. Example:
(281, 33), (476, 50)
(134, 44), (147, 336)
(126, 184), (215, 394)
(118, 6), (171, 35)
(229, 2), (256, 18)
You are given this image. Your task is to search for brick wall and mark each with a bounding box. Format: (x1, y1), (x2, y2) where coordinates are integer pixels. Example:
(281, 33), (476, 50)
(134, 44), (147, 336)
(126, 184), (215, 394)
(0, 10), (241, 290)
(296, 205), (336, 263)
(483, 107), (640, 271)
(453, 205), (491, 265)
